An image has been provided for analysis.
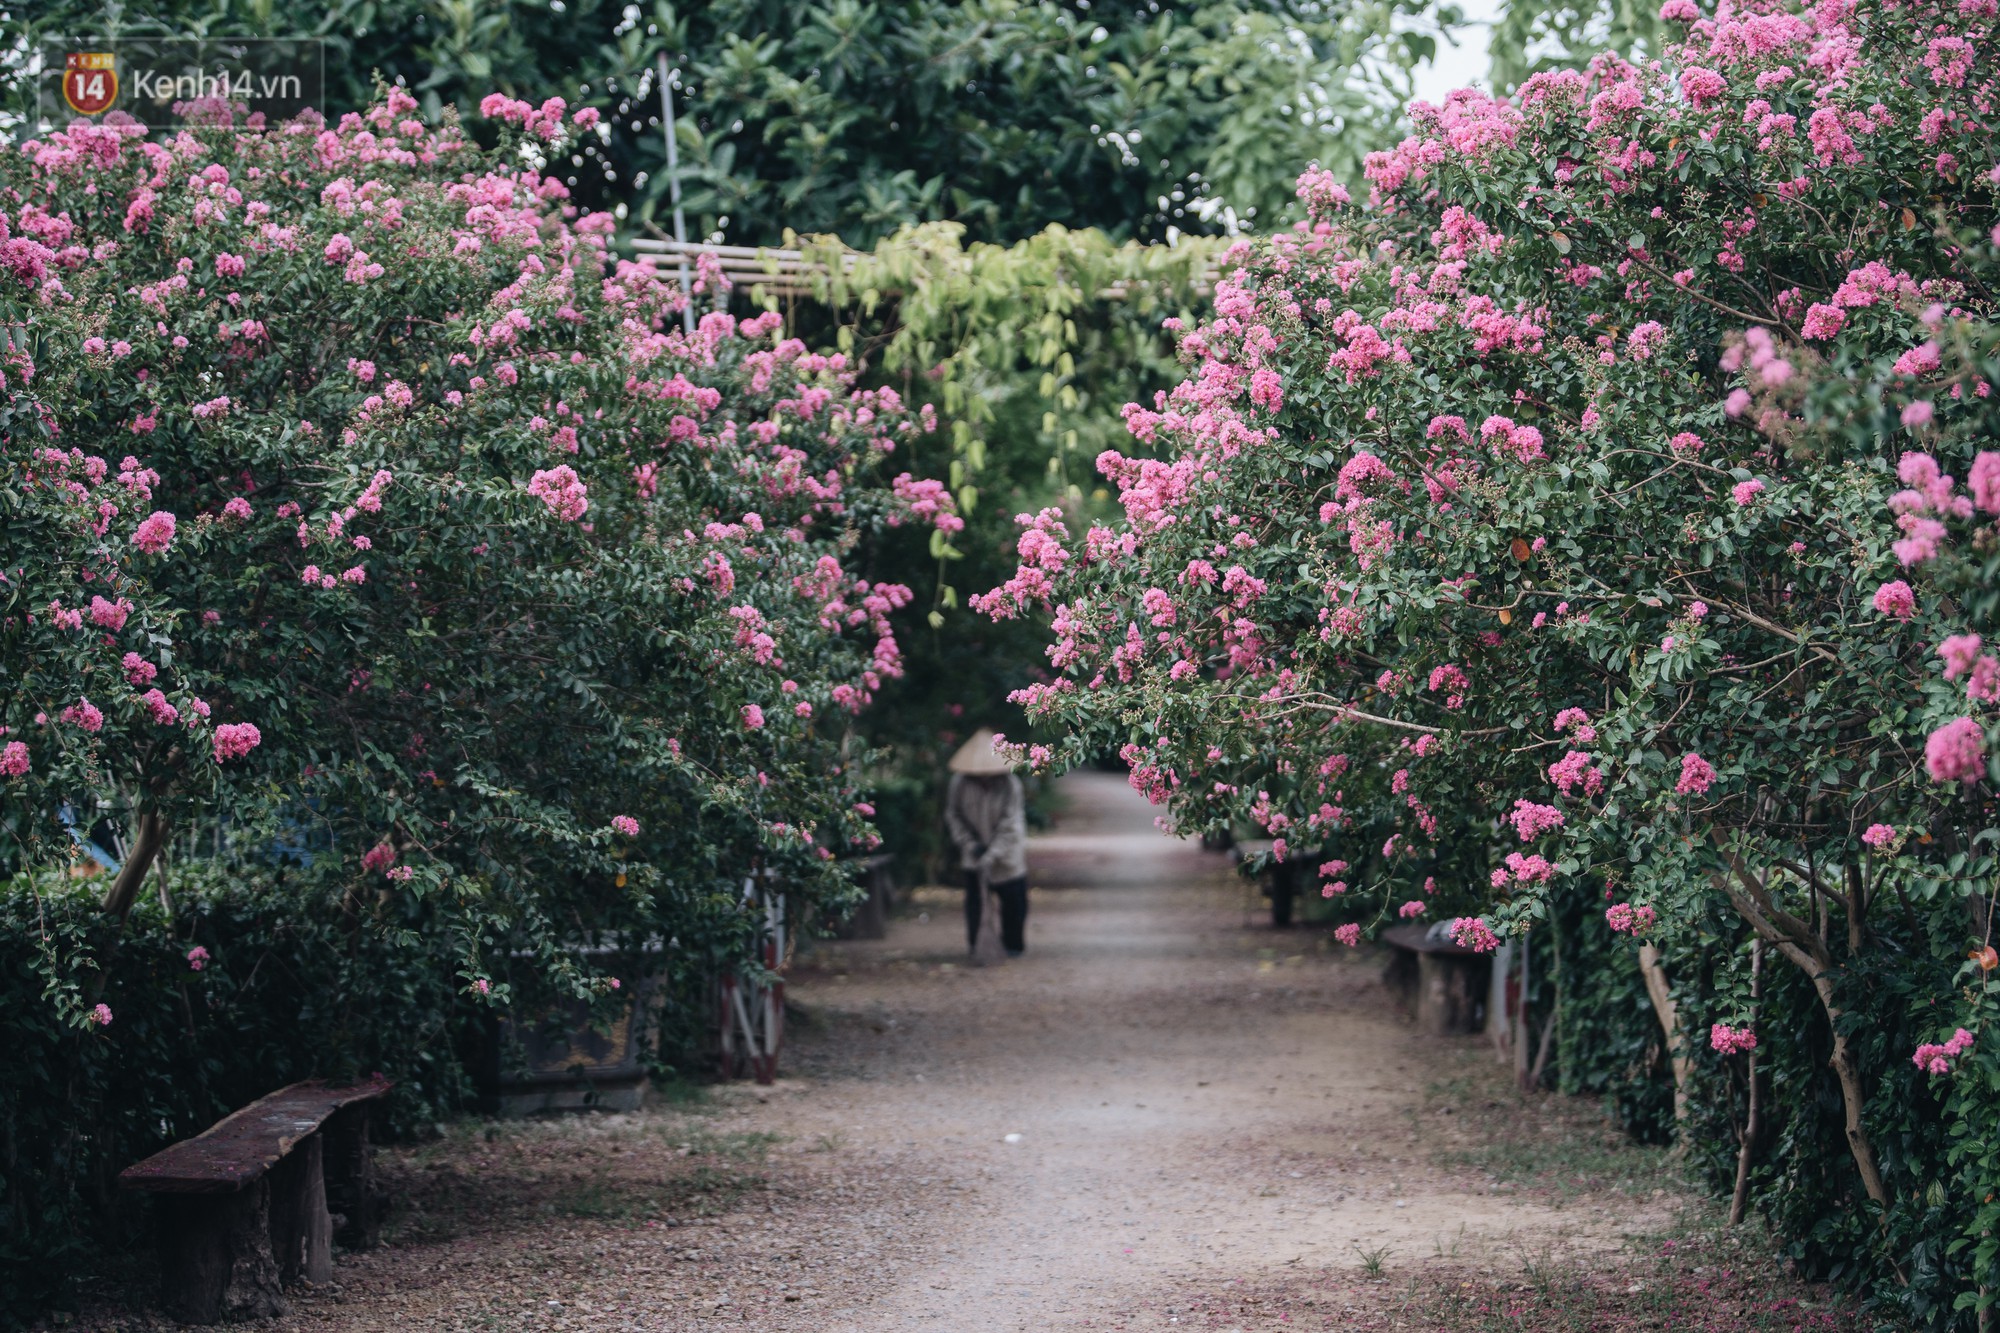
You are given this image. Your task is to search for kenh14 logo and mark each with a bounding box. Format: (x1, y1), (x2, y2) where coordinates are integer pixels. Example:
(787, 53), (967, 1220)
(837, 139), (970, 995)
(62, 52), (118, 116)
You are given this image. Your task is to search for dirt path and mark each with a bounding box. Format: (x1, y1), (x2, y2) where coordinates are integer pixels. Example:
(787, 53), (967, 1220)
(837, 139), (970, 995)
(754, 772), (1667, 1329)
(85, 773), (1688, 1332)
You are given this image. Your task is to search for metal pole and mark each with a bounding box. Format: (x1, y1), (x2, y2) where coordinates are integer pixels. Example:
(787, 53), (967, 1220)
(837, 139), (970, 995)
(656, 53), (694, 333)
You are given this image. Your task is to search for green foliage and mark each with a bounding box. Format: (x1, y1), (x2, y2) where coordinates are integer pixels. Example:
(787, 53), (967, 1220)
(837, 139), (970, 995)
(3, 0), (1457, 246)
(1487, 0), (1670, 93)
(0, 864), (475, 1325)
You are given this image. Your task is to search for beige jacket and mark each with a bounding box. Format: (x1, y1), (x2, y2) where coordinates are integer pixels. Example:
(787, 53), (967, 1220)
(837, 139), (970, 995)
(945, 773), (1027, 883)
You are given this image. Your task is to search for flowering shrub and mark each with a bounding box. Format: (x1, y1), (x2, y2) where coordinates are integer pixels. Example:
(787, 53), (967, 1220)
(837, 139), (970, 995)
(981, 0), (2000, 1314)
(2, 92), (939, 1020)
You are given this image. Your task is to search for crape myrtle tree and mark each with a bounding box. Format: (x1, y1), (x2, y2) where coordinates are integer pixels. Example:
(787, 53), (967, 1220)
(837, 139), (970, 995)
(977, 0), (2000, 1307)
(0, 88), (956, 1019)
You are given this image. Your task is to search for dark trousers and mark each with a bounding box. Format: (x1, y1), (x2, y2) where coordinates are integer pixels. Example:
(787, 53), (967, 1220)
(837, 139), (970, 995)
(964, 873), (1028, 954)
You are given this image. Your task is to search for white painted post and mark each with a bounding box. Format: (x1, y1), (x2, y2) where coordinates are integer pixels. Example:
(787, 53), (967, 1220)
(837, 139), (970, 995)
(656, 53), (694, 333)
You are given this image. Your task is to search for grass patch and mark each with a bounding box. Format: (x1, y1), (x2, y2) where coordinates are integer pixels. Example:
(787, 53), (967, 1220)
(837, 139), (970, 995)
(1421, 1070), (1671, 1203)
(554, 1164), (764, 1221)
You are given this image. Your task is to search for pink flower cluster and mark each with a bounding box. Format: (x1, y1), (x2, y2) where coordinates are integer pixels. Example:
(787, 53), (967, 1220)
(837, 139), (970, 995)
(1913, 1028), (1975, 1076)
(212, 722), (261, 762)
(1925, 717), (1986, 783)
(1872, 580), (1916, 622)
(1506, 800), (1565, 841)
(1675, 752), (1716, 795)
(1450, 916), (1501, 952)
(1710, 1023), (1757, 1055)
(527, 464), (589, 521)
(1605, 902), (1657, 935)
(131, 510), (177, 554)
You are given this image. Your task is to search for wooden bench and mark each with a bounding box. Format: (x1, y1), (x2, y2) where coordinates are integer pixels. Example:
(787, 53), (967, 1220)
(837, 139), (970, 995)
(1381, 922), (1491, 1035)
(119, 1076), (392, 1324)
(831, 852), (898, 939)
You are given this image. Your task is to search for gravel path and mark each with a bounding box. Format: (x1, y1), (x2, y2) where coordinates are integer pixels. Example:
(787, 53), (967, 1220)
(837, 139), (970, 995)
(92, 772), (1672, 1332)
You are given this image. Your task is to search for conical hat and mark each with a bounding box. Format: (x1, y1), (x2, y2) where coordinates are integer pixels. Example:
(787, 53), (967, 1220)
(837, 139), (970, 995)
(947, 727), (1013, 775)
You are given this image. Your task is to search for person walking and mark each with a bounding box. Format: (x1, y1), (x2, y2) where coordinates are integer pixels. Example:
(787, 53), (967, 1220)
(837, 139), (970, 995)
(944, 728), (1029, 958)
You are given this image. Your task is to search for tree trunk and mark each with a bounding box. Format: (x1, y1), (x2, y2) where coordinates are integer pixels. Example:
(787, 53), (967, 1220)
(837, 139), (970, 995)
(1730, 938), (1763, 1226)
(1637, 944), (1691, 1125)
(1815, 968), (1892, 1206)
(1515, 930), (1532, 1090)
(101, 809), (167, 921)
(1716, 849), (1892, 1208)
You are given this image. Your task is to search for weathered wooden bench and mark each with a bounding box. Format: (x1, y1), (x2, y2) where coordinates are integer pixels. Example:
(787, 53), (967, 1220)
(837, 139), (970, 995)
(831, 852), (898, 939)
(1381, 922), (1491, 1035)
(118, 1075), (392, 1324)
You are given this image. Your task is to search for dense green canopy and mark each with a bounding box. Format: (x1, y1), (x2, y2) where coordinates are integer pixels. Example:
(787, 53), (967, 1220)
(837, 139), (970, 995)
(6, 0), (1455, 246)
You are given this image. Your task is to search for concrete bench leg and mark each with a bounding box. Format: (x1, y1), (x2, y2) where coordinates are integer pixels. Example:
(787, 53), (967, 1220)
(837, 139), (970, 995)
(156, 1179), (287, 1324)
(324, 1103), (383, 1250)
(1416, 952), (1484, 1035)
(268, 1132), (334, 1285)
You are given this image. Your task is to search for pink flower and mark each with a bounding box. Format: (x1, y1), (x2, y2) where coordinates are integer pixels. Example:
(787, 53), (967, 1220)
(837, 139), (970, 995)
(1925, 717), (1986, 782)
(89, 1003), (113, 1028)
(1606, 902), (1657, 934)
(1659, 0), (1698, 16)
(341, 566), (367, 584)
(1902, 401), (1934, 429)
(187, 946), (210, 972)
(1398, 900), (1427, 919)
(474, 977), (492, 996)
(611, 815), (640, 837)
(1894, 342), (1942, 378)
(60, 699), (105, 733)
(1861, 823), (1898, 850)
(1676, 752), (1716, 795)
(1913, 1028), (1975, 1076)
(361, 842), (396, 874)
(212, 722), (262, 762)
(527, 465), (589, 521)
(1679, 66), (1726, 106)
(141, 690), (179, 726)
(1506, 800), (1565, 841)
(1872, 580), (1916, 622)
(1800, 304), (1845, 340)
(1710, 1023), (1757, 1055)
(122, 652), (158, 686)
(742, 704), (766, 729)
(223, 496), (253, 521)
(0, 740), (27, 777)
(1547, 749), (1604, 797)
(131, 511), (177, 554)
(1450, 917), (1500, 952)
(1970, 452), (2000, 514)
(1731, 479), (1764, 505)
(1939, 634), (1984, 680)
(88, 592), (132, 632)
(1334, 923), (1362, 946)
